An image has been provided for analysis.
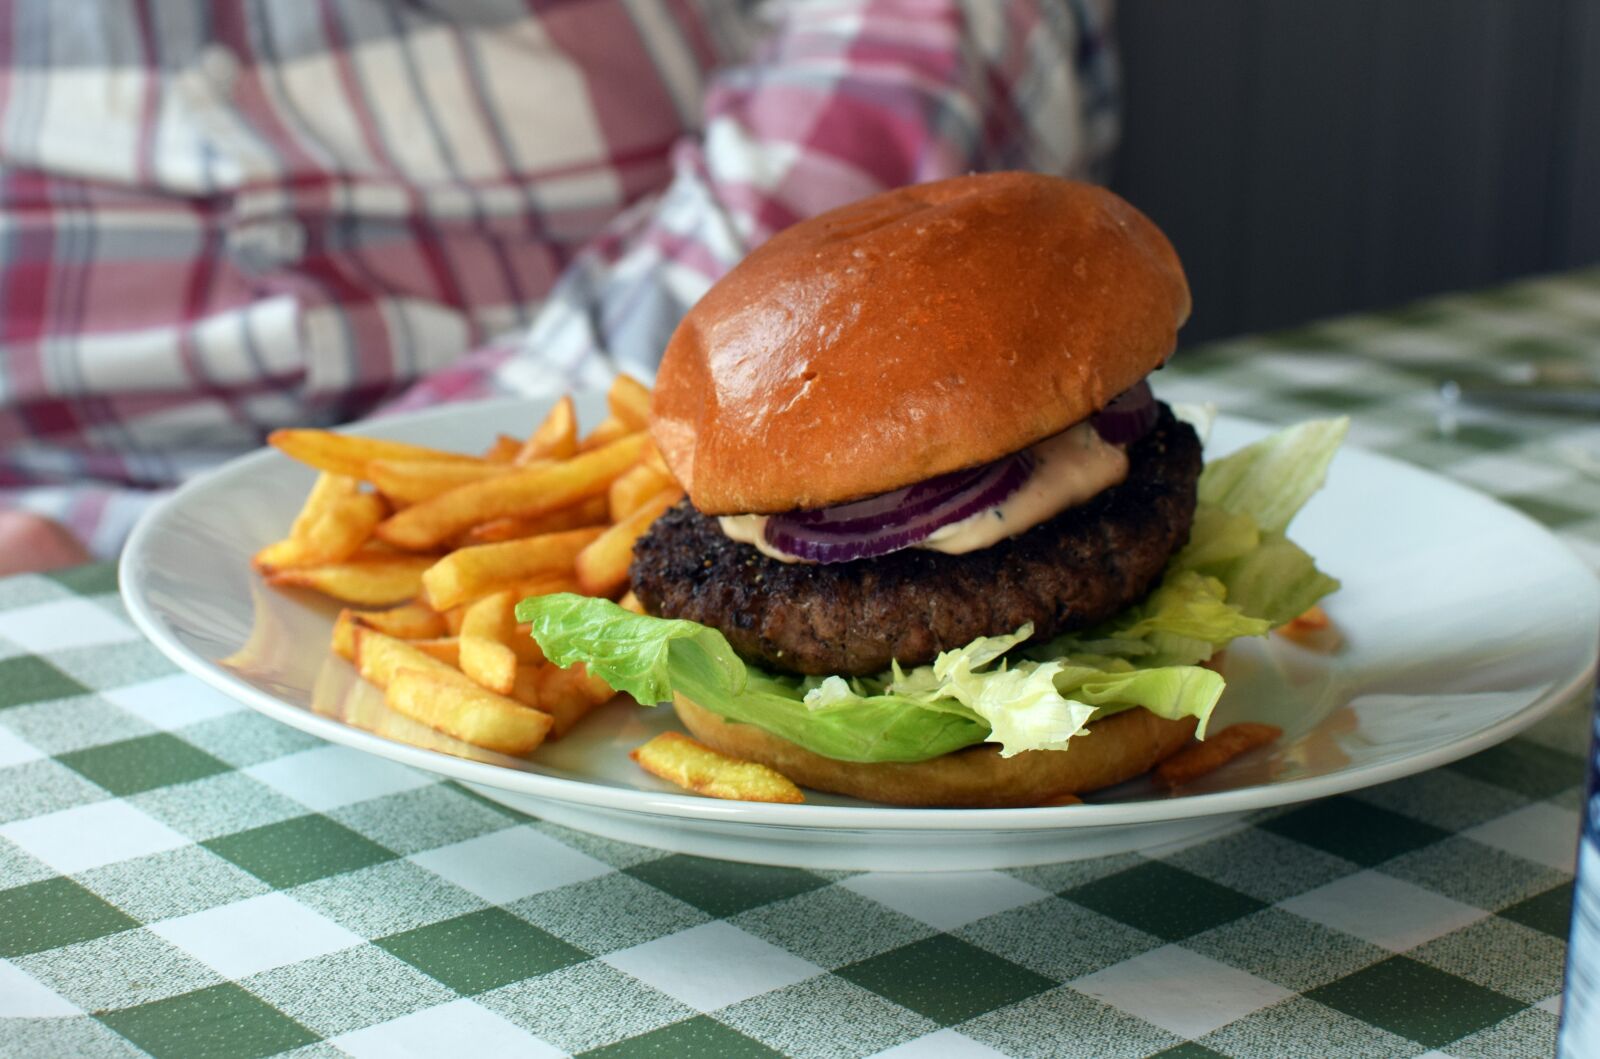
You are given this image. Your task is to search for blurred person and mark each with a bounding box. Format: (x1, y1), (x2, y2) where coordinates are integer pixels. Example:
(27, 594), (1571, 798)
(0, 0), (1118, 576)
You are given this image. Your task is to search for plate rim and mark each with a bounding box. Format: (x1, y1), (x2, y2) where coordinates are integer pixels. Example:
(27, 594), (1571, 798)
(120, 398), (1600, 833)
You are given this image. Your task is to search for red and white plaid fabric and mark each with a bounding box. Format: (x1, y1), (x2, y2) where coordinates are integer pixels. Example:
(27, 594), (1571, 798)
(0, 0), (1117, 556)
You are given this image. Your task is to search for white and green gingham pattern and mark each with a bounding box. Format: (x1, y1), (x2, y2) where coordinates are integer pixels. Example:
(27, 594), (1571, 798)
(5, 268), (1600, 1058)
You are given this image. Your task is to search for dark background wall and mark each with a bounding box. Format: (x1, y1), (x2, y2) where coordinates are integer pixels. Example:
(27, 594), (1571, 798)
(1110, 1), (1600, 344)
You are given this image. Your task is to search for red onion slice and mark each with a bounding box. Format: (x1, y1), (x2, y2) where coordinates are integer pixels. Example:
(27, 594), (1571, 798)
(765, 452), (1034, 564)
(1091, 380), (1157, 444)
(780, 463), (991, 532)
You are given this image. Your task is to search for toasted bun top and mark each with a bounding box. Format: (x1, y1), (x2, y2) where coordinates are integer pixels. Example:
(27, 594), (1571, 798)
(651, 172), (1190, 514)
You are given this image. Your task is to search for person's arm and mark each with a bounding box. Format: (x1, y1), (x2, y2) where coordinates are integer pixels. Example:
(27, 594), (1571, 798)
(0, 0), (1118, 571)
(0, 510), (90, 576)
(391, 0), (1119, 409)
(0, 483), (159, 569)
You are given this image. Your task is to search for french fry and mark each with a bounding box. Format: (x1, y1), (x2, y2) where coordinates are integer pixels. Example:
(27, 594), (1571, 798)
(422, 527), (606, 611)
(460, 495), (610, 546)
(516, 395), (578, 463)
(1037, 792), (1084, 807)
(332, 610), (361, 660)
(507, 662), (608, 738)
(509, 624), (546, 665)
(347, 600), (449, 640)
(607, 374), (651, 432)
(617, 591), (646, 615)
(353, 627), (457, 688)
(1154, 722), (1283, 789)
(266, 556), (433, 605)
(366, 459), (516, 506)
(579, 415), (633, 452)
(507, 575), (582, 603)
(253, 473), (386, 570)
(301, 493), (387, 563)
(460, 638), (517, 695)
(270, 428), (481, 479)
(386, 667), (552, 754)
(1275, 604), (1340, 651)
(291, 472), (359, 532)
(376, 432), (647, 551)
(575, 487), (682, 596)
(348, 627), (461, 682)
(271, 379), (678, 753)
(641, 438), (672, 479)
(343, 633), (456, 665)
(630, 732), (804, 804)
(332, 600), (450, 658)
(252, 537), (318, 572)
(402, 638), (460, 665)
(483, 433), (523, 462)
(608, 463), (675, 521)
(440, 605), (466, 636)
(458, 591), (519, 695)
(539, 661), (613, 734)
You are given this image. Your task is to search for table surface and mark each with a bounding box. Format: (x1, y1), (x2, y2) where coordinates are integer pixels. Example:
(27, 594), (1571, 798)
(5, 270), (1600, 1058)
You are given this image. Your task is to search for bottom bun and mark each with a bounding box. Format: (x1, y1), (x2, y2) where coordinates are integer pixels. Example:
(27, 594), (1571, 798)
(672, 695), (1199, 809)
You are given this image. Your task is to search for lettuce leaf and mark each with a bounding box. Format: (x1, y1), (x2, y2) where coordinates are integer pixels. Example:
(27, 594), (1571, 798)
(520, 593), (990, 762)
(519, 417), (1347, 763)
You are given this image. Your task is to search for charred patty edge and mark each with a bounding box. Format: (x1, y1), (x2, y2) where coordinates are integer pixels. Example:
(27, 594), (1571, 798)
(630, 407), (1202, 676)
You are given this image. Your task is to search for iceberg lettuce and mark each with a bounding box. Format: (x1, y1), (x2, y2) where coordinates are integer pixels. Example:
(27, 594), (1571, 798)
(518, 417), (1347, 762)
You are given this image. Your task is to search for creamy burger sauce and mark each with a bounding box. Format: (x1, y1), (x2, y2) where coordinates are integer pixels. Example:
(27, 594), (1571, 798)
(718, 421), (1130, 563)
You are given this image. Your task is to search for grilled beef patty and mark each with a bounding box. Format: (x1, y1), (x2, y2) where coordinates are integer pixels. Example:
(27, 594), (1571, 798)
(630, 407), (1202, 677)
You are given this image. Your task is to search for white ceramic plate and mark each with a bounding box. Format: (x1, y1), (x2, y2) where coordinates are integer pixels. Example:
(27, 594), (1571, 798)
(121, 396), (1600, 870)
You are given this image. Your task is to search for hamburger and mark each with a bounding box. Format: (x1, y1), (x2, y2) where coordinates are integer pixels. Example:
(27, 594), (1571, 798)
(521, 172), (1344, 807)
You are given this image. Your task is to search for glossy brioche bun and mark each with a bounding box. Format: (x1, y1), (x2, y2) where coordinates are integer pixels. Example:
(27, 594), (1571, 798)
(651, 172), (1191, 515)
(672, 695), (1199, 809)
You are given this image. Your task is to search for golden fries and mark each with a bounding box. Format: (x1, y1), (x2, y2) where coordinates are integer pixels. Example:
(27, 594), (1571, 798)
(349, 600), (449, 640)
(252, 473), (388, 570)
(517, 395), (578, 463)
(386, 667), (553, 754)
(509, 625), (546, 665)
(607, 374), (651, 432)
(631, 732), (805, 804)
(608, 463), (675, 521)
(332, 601), (448, 660)
(460, 495), (609, 546)
(575, 488), (682, 596)
(579, 415), (633, 452)
(353, 627), (455, 687)
(1154, 722), (1282, 789)
(366, 459), (514, 506)
(376, 432), (646, 552)
(270, 429), (480, 479)
(539, 662), (614, 735)
(261, 379), (682, 757)
(407, 638), (462, 665)
(483, 433), (523, 462)
(506, 661), (613, 738)
(507, 574), (583, 602)
(1275, 604), (1341, 651)
(352, 630), (550, 755)
(641, 439), (672, 480)
(266, 555), (433, 605)
(422, 527), (606, 611)
(458, 591), (519, 695)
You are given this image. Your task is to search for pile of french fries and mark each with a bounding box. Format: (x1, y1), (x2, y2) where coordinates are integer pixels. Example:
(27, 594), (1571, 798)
(252, 375), (681, 757)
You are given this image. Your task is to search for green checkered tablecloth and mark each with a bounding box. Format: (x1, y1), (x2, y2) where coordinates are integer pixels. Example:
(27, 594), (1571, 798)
(5, 270), (1600, 1058)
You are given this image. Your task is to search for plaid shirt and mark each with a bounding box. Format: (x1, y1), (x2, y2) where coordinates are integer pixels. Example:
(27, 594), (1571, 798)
(0, 0), (1118, 557)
